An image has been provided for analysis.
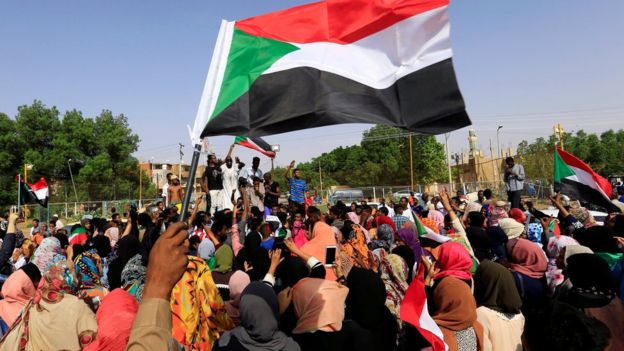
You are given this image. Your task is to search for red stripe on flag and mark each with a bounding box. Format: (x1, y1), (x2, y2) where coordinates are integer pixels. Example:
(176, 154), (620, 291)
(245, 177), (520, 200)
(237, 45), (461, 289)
(29, 178), (48, 192)
(400, 264), (447, 350)
(238, 140), (276, 158)
(556, 148), (612, 197)
(235, 0), (449, 44)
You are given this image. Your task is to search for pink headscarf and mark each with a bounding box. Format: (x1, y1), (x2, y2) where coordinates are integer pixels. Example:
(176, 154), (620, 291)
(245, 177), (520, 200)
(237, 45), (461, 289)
(433, 242), (473, 281)
(292, 278), (349, 334)
(0, 270), (36, 326)
(292, 220), (308, 249)
(507, 238), (548, 279)
(84, 288), (138, 351)
(427, 210), (445, 232)
(224, 271), (251, 326)
(347, 212), (360, 225)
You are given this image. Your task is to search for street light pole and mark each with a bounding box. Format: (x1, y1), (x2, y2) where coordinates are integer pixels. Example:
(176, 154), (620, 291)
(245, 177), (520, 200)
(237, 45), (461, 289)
(445, 133), (453, 193)
(496, 125), (503, 159)
(67, 159), (79, 204)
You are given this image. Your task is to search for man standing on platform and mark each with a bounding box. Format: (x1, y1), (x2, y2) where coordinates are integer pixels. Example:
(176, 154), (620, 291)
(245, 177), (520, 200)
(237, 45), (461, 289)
(284, 160), (308, 207)
(504, 156), (525, 209)
(201, 148), (226, 215)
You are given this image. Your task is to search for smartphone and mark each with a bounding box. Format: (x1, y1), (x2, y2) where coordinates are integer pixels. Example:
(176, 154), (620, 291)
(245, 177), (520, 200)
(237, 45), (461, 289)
(325, 245), (337, 267)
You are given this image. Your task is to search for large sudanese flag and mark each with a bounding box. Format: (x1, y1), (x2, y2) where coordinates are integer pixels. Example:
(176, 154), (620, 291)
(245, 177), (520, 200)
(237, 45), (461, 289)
(554, 147), (620, 213)
(191, 0), (470, 141)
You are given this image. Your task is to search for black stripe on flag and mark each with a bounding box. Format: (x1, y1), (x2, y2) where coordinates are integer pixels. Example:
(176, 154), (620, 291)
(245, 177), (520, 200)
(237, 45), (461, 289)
(201, 58), (470, 137)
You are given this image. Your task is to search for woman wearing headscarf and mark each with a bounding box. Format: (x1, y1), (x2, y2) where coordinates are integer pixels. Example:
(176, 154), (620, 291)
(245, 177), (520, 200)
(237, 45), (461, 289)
(559, 253), (624, 350)
(290, 278), (350, 351)
(74, 251), (109, 311)
(545, 235), (579, 295)
(224, 271), (251, 327)
(30, 237), (65, 276)
(474, 260), (524, 351)
(379, 251), (409, 331)
(89, 235), (112, 289)
(170, 256), (233, 350)
(428, 209), (445, 233)
(0, 265), (97, 350)
(506, 237), (548, 319)
(336, 221), (377, 274)
(344, 267), (398, 351)
(433, 241), (473, 286)
(121, 254), (146, 302)
(212, 244), (235, 289)
(215, 282), (300, 351)
(107, 234), (141, 290)
(0, 264), (40, 330)
(368, 224), (394, 252)
(432, 277), (484, 351)
(83, 288), (138, 351)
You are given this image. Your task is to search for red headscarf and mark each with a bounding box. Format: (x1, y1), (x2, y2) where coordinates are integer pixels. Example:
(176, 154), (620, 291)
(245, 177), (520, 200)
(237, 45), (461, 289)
(509, 208), (527, 224)
(433, 242), (473, 281)
(83, 288), (138, 351)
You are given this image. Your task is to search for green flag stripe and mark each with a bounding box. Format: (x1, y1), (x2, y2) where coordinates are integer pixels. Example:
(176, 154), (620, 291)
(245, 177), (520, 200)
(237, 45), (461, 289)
(210, 29), (299, 120)
(234, 136), (246, 144)
(553, 149), (575, 183)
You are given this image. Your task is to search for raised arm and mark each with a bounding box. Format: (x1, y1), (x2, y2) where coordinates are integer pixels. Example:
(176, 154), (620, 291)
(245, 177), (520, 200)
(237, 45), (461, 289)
(187, 196), (203, 227)
(549, 193), (570, 218)
(284, 160), (295, 181)
(226, 144), (235, 160)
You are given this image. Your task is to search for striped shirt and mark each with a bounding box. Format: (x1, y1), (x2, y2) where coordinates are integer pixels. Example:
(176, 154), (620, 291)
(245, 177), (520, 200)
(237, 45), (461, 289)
(288, 177), (308, 203)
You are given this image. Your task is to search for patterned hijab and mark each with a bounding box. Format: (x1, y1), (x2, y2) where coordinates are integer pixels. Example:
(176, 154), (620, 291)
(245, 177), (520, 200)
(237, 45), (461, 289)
(170, 256), (233, 350)
(368, 224), (394, 251)
(379, 250), (409, 328)
(338, 222), (378, 275)
(31, 237), (65, 275)
(75, 251), (103, 289)
(121, 254), (146, 302)
(0, 264), (97, 351)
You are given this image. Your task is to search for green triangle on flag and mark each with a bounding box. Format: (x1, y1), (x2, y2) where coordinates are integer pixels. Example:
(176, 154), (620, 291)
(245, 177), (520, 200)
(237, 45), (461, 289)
(210, 29), (299, 120)
(411, 211), (428, 237)
(554, 149), (575, 183)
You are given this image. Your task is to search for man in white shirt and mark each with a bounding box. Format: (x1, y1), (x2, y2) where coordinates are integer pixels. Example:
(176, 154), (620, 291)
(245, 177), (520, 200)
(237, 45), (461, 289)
(240, 157), (263, 186)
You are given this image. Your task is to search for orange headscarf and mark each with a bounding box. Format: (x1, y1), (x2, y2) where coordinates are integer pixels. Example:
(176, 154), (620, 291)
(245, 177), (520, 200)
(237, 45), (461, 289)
(300, 221), (337, 280)
(0, 270), (36, 326)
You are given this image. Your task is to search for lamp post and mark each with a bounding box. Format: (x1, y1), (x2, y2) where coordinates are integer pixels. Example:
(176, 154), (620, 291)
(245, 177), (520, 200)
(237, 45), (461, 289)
(496, 125), (503, 159)
(67, 159), (79, 204)
(445, 133), (453, 193)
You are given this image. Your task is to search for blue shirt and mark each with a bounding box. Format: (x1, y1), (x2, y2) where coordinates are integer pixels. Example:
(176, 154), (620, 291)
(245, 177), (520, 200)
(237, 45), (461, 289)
(288, 178), (308, 203)
(260, 237), (275, 251)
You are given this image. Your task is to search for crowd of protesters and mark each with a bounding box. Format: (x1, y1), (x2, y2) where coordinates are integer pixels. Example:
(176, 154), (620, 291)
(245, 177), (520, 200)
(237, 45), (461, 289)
(0, 150), (622, 350)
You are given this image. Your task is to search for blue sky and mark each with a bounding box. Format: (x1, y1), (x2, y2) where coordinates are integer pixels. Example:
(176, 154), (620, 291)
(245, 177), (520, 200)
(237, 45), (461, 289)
(1, 0), (623, 171)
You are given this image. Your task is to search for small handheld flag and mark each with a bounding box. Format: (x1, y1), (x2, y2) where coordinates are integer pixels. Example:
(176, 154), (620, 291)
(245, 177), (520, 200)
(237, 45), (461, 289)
(234, 136), (276, 158)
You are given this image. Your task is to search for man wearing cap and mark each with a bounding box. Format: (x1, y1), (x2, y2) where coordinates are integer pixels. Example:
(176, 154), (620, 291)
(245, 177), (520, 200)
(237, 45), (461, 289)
(504, 156), (525, 209)
(52, 214), (64, 231)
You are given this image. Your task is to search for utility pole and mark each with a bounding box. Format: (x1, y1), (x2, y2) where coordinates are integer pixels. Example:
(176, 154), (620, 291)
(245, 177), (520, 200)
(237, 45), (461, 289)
(318, 160), (323, 203)
(178, 143), (184, 183)
(445, 133), (453, 193)
(496, 125), (503, 159)
(489, 139), (497, 185)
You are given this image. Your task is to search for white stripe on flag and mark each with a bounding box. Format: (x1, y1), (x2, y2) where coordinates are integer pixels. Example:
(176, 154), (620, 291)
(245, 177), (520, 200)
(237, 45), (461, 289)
(264, 6), (451, 89)
(565, 165), (609, 198)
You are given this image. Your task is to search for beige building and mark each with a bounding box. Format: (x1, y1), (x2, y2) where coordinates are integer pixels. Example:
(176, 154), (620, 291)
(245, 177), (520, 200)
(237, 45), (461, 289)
(140, 162), (206, 195)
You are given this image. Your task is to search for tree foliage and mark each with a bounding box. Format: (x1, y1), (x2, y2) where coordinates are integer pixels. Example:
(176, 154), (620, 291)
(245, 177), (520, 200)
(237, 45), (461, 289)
(0, 100), (155, 206)
(289, 125), (448, 190)
(516, 129), (624, 183)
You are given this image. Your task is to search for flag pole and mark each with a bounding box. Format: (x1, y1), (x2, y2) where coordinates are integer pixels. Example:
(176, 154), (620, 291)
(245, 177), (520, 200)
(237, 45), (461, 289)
(180, 144), (201, 222)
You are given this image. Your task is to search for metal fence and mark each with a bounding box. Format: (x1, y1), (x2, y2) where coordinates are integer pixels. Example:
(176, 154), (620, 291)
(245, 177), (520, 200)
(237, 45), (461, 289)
(329, 180), (551, 204)
(21, 198), (160, 223)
